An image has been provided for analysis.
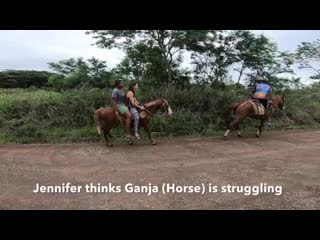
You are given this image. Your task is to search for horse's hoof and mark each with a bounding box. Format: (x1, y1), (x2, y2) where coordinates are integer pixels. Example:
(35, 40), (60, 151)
(237, 135), (242, 138)
(256, 134), (260, 138)
(107, 144), (113, 147)
(151, 141), (156, 145)
(128, 140), (133, 145)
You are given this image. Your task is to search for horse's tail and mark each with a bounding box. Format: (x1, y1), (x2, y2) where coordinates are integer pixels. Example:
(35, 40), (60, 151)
(223, 102), (240, 127)
(94, 108), (103, 135)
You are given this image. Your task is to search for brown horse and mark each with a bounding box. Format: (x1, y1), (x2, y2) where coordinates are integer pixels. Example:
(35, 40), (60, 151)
(223, 95), (285, 138)
(94, 98), (173, 146)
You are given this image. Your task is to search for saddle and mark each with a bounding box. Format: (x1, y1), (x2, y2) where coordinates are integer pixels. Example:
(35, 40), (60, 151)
(249, 99), (265, 115)
(239, 99), (265, 115)
(139, 110), (153, 119)
(139, 111), (147, 119)
(139, 101), (156, 119)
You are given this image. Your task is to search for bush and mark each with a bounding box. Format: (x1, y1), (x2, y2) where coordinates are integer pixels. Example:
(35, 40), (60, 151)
(1, 84), (320, 143)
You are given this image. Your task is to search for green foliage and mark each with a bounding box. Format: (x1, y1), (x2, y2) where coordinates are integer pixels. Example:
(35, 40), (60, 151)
(47, 57), (114, 89)
(1, 84), (320, 143)
(117, 43), (168, 84)
(87, 30), (213, 84)
(0, 70), (52, 88)
(282, 84), (320, 125)
(0, 88), (108, 143)
(2, 30), (320, 143)
(295, 39), (320, 79)
(48, 73), (65, 90)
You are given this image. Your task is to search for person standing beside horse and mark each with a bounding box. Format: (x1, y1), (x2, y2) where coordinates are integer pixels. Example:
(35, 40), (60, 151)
(112, 79), (133, 139)
(251, 76), (273, 126)
(127, 82), (145, 139)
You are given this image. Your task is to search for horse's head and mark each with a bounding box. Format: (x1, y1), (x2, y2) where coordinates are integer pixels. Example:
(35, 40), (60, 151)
(271, 95), (285, 110)
(143, 98), (173, 117)
(160, 98), (173, 117)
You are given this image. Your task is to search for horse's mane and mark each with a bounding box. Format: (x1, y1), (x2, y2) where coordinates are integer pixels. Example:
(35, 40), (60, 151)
(144, 98), (169, 108)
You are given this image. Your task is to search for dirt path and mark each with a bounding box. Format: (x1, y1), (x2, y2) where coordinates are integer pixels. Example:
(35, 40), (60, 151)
(1, 130), (319, 209)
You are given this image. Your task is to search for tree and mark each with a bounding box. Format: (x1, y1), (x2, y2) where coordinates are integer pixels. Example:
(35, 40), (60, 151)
(295, 39), (320, 79)
(48, 57), (113, 89)
(86, 30), (211, 85)
(87, 57), (108, 80)
(47, 73), (65, 90)
(0, 70), (51, 88)
(191, 31), (239, 85)
(116, 43), (168, 84)
(48, 57), (89, 76)
(232, 31), (274, 83)
(232, 31), (294, 82)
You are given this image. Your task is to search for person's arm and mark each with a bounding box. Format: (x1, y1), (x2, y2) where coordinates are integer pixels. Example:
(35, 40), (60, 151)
(133, 98), (144, 109)
(127, 91), (144, 110)
(111, 90), (119, 114)
(127, 91), (141, 108)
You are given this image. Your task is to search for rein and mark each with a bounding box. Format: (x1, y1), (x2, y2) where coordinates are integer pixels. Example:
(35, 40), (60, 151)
(143, 100), (168, 117)
(143, 107), (155, 117)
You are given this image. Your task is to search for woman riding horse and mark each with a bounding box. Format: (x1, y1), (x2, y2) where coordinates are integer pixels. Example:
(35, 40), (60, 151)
(127, 82), (145, 139)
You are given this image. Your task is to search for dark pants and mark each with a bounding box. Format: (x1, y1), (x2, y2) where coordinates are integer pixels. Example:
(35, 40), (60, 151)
(252, 98), (268, 109)
(252, 98), (271, 123)
(258, 99), (269, 109)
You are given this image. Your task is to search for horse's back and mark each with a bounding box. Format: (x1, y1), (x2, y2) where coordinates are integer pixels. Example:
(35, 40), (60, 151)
(95, 107), (116, 121)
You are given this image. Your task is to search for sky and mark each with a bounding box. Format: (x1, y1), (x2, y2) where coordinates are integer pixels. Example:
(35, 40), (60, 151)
(0, 30), (319, 83)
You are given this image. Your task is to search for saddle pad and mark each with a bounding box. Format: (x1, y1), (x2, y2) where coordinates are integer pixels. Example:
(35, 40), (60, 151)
(238, 100), (265, 116)
(248, 101), (265, 115)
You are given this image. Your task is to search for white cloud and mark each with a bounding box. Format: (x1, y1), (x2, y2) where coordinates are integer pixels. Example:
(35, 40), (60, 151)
(0, 30), (124, 71)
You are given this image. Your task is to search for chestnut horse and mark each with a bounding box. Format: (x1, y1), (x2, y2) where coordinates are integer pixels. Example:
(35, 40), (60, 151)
(94, 98), (173, 146)
(223, 95), (285, 138)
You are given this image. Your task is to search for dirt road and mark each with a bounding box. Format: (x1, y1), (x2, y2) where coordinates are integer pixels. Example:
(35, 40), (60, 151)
(1, 130), (319, 209)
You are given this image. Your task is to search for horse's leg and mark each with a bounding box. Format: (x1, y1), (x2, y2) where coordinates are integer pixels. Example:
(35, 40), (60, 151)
(233, 116), (244, 138)
(102, 121), (115, 147)
(102, 129), (113, 147)
(224, 119), (234, 138)
(224, 114), (245, 138)
(224, 122), (235, 138)
(256, 118), (264, 138)
(142, 120), (156, 145)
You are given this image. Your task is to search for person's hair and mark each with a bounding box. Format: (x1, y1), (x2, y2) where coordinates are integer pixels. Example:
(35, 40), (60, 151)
(114, 79), (124, 88)
(128, 82), (138, 92)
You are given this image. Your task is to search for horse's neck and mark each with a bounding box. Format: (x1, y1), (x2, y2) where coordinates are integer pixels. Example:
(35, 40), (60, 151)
(147, 100), (161, 114)
(272, 97), (281, 108)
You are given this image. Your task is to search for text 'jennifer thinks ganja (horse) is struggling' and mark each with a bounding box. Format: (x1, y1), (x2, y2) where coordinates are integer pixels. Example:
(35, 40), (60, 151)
(32, 182), (283, 196)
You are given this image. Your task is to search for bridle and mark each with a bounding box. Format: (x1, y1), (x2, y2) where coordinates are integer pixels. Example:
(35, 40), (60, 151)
(143, 99), (169, 117)
(160, 99), (170, 115)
